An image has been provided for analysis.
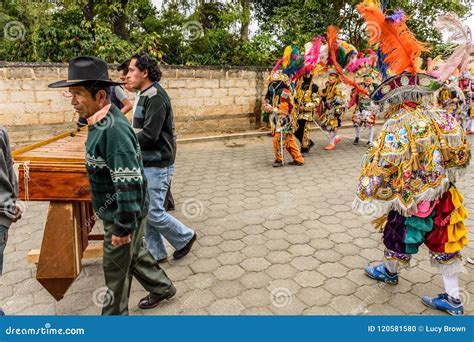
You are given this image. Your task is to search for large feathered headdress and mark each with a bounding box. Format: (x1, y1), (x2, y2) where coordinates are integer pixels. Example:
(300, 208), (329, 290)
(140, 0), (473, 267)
(357, 2), (428, 75)
(327, 26), (368, 95)
(357, 1), (441, 104)
(292, 36), (325, 80)
(429, 13), (472, 83)
(272, 45), (304, 79)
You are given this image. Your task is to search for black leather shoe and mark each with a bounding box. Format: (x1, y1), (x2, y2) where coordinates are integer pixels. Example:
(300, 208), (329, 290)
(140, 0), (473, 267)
(138, 285), (176, 310)
(353, 137), (359, 145)
(173, 233), (197, 259)
(272, 160), (283, 167)
(157, 257), (168, 264)
(289, 160), (303, 166)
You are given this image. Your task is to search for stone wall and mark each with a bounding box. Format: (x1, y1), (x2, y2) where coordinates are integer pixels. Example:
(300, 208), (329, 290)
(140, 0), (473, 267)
(0, 62), (270, 148)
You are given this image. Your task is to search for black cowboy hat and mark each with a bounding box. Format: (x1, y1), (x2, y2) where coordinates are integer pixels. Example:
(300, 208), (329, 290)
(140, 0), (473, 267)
(48, 56), (124, 88)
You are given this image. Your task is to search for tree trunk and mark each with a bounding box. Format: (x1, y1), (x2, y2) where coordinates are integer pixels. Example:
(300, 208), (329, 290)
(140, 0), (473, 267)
(83, 0), (95, 22)
(112, 0), (129, 39)
(240, 0), (250, 42)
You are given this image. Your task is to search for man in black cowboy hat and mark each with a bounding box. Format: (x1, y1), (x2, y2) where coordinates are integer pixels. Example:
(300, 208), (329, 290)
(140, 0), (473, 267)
(49, 56), (176, 315)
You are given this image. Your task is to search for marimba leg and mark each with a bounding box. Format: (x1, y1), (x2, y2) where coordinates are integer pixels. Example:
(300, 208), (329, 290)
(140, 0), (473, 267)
(36, 202), (85, 301)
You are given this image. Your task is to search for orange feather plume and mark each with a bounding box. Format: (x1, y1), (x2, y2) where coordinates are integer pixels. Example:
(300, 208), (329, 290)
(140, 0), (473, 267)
(326, 26), (368, 95)
(357, 3), (428, 74)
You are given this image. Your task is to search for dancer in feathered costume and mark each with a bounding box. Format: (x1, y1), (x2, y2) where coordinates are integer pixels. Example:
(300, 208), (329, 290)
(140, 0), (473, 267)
(264, 46), (305, 167)
(263, 70), (292, 132)
(271, 101), (305, 167)
(262, 45), (302, 132)
(293, 37), (325, 155)
(349, 70), (379, 146)
(354, 2), (471, 315)
(458, 69), (474, 134)
(317, 27), (370, 151)
(317, 69), (345, 150)
(437, 76), (467, 126)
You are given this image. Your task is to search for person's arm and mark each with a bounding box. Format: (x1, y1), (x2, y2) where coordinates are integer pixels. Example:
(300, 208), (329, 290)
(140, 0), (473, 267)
(136, 95), (167, 150)
(120, 98), (133, 114)
(3, 130), (18, 199)
(0, 129), (20, 222)
(114, 86), (133, 114)
(106, 127), (146, 237)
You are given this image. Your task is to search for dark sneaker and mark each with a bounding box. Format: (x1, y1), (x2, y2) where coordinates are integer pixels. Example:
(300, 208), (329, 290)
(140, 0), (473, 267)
(288, 160), (304, 166)
(353, 137), (360, 145)
(272, 160), (283, 167)
(421, 293), (464, 316)
(173, 233), (197, 259)
(138, 285), (177, 310)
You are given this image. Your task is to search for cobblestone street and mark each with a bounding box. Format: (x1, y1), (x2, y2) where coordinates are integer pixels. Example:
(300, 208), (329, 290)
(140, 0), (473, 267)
(4, 127), (474, 315)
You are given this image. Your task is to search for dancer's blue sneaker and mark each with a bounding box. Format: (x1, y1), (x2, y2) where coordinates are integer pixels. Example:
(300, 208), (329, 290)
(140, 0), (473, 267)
(421, 293), (464, 316)
(364, 263), (398, 285)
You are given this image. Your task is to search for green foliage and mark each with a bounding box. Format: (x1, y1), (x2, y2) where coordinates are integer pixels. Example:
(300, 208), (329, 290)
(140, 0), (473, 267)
(254, 0), (470, 53)
(0, 0), (160, 63)
(0, 0), (471, 66)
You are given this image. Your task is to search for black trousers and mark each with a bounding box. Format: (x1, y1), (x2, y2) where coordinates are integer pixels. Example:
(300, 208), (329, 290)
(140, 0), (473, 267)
(294, 119), (313, 150)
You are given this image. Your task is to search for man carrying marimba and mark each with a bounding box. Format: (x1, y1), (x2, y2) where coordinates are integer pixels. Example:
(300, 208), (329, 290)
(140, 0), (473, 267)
(49, 56), (176, 315)
(126, 53), (197, 266)
(0, 126), (22, 315)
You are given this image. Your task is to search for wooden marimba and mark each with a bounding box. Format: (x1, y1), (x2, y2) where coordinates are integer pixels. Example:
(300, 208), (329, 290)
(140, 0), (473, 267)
(13, 128), (101, 301)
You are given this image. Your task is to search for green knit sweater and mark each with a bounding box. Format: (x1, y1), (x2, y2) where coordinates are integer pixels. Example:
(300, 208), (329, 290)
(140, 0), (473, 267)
(85, 105), (148, 237)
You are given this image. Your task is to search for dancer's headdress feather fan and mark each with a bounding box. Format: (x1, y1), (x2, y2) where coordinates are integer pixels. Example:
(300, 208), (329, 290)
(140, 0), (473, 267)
(431, 13), (472, 83)
(326, 26), (368, 95)
(357, 2), (428, 75)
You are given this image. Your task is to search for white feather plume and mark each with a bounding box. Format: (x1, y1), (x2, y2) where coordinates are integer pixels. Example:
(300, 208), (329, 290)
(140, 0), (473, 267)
(431, 13), (472, 82)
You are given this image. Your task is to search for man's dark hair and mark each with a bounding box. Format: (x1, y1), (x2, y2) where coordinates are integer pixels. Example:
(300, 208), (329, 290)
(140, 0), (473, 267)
(131, 53), (162, 82)
(84, 82), (111, 99)
(117, 59), (130, 74)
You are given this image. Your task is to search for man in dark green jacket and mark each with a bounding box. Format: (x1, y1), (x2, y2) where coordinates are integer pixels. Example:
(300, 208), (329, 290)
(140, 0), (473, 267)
(49, 56), (175, 315)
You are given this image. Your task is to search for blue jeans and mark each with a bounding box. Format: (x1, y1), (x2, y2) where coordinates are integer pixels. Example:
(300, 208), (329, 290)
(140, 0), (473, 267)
(0, 225), (8, 275)
(144, 165), (195, 260)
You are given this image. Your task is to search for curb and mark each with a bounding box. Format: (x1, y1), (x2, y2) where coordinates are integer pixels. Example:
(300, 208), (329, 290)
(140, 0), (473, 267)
(177, 122), (384, 144)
